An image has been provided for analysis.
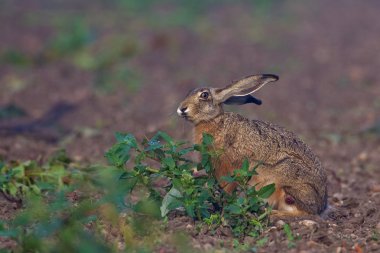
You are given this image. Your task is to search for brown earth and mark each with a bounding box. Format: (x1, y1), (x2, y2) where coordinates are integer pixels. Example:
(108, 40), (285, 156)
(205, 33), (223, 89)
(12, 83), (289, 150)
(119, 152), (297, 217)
(0, 0), (380, 252)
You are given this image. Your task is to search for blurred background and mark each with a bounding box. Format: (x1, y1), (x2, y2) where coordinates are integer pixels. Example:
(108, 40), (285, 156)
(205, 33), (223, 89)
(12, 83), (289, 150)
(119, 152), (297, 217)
(0, 0), (379, 163)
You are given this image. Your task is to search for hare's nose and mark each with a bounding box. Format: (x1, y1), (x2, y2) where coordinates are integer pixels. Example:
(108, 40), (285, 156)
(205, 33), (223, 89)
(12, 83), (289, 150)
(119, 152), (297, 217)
(177, 106), (188, 116)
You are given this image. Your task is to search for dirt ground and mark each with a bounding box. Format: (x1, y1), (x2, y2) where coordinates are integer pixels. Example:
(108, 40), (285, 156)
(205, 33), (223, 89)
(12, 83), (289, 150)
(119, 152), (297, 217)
(1, 0), (380, 252)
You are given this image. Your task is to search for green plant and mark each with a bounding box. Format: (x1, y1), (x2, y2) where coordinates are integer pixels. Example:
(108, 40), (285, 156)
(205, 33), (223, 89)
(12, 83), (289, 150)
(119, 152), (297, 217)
(46, 19), (92, 58)
(105, 131), (274, 237)
(0, 131), (274, 252)
(0, 105), (27, 120)
(283, 223), (296, 248)
(0, 150), (78, 200)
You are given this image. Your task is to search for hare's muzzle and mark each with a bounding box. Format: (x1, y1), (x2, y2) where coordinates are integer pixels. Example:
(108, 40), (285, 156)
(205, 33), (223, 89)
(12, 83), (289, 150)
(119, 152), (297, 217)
(177, 106), (189, 117)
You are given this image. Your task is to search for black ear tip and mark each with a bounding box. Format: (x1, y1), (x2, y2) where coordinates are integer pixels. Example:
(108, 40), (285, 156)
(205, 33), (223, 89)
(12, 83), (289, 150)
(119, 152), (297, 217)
(262, 74), (279, 81)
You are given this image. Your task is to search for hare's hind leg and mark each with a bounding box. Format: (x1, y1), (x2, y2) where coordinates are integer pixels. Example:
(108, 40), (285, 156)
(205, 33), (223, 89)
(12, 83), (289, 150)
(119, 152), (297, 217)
(248, 165), (321, 217)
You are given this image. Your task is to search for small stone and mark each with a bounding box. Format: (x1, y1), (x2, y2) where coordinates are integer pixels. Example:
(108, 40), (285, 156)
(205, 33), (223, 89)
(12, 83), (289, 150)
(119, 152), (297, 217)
(370, 184), (380, 193)
(357, 152), (368, 162)
(186, 224), (193, 229)
(193, 244), (202, 250)
(332, 192), (343, 200)
(117, 242), (125, 250)
(306, 240), (321, 247)
(350, 234), (358, 240)
(276, 220), (285, 227)
(203, 243), (213, 251)
(299, 220), (318, 229)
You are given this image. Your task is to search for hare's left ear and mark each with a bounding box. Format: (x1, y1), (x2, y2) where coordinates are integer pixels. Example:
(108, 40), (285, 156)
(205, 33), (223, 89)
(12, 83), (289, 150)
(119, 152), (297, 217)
(213, 74), (278, 104)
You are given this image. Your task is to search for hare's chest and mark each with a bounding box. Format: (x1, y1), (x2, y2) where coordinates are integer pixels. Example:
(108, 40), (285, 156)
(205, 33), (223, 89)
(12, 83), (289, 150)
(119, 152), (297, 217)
(193, 124), (224, 145)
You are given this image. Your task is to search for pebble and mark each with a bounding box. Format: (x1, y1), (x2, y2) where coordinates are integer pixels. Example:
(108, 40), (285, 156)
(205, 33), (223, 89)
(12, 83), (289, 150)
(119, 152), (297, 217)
(370, 184), (380, 193)
(186, 224), (193, 229)
(203, 243), (213, 251)
(299, 220), (318, 229)
(306, 240), (321, 247)
(357, 151), (368, 162)
(276, 220), (285, 227)
(117, 242), (125, 250)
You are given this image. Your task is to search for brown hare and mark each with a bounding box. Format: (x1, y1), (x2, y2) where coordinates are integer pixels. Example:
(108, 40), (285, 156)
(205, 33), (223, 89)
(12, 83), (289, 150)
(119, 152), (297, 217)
(177, 74), (327, 217)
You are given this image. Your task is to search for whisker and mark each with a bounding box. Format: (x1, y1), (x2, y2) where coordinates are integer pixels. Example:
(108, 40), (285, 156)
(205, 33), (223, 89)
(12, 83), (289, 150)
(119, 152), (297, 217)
(168, 111), (176, 117)
(182, 119), (185, 136)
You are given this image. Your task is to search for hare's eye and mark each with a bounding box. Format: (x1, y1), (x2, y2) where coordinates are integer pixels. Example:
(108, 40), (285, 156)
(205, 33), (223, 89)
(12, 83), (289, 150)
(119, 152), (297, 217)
(200, 91), (209, 99)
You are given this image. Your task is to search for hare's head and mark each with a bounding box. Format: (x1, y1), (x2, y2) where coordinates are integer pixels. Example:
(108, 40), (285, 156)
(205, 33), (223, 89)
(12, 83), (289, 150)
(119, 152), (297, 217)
(177, 74), (279, 124)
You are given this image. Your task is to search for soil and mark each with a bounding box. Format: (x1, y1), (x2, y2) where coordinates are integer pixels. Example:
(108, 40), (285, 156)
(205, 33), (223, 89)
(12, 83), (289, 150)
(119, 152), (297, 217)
(1, 0), (380, 252)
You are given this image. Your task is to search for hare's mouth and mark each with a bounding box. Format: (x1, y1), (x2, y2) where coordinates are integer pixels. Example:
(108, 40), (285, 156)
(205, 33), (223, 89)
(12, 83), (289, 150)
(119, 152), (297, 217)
(180, 114), (192, 121)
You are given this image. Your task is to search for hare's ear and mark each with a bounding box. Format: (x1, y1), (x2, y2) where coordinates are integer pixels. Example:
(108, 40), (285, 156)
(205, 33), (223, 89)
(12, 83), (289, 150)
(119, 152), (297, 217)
(213, 74), (278, 104)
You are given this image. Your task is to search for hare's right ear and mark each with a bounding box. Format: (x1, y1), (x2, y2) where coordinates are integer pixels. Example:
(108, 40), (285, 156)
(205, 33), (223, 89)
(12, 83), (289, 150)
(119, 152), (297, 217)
(213, 74), (278, 104)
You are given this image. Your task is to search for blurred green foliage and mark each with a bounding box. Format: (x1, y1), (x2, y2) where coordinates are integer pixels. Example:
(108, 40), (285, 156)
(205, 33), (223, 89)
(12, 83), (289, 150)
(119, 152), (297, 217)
(0, 132), (274, 252)
(0, 105), (26, 120)
(1, 0), (282, 96)
(47, 19), (93, 58)
(0, 50), (31, 67)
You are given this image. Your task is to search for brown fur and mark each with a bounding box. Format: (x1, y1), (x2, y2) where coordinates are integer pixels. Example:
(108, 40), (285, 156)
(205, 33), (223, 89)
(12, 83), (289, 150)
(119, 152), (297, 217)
(178, 74), (327, 216)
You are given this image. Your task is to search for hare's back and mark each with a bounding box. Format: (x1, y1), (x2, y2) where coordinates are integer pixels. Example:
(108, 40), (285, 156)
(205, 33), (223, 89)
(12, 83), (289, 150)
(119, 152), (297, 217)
(223, 113), (322, 170)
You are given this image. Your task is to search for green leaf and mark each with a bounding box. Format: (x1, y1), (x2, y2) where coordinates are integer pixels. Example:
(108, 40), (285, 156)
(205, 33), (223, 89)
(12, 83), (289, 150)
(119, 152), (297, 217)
(201, 154), (210, 168)
(256, 237), (268, 247)
(105, 143), (132, 167)
(133, 199), (161, 218)
(226, 204), (242, 215)
(12, 165), (25, 179)
(160, 187), (183, 217)
(162, 157), (175, 170)
(30, 185), (41, 195)
(115, 132), (137, 148)
(257, 183), (275, 199)
(283, 223), (296, 248)
(145, 140), (162, 151)
(157, 131), (173, 145)
(202, 133), (213, 145)
(221, 175), (235, 183)
(7, 182), (18, 196)
(237, 197), (245, 205)
(178, 147), (194, 156)
(241, 159), (249, 172)
(172, 178), (182, 190)
(0, 229), (18, 238)
(185, 204), (195, 218)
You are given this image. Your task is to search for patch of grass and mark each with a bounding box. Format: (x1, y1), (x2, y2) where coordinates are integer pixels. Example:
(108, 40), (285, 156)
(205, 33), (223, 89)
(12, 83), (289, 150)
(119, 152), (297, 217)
(283, 223), (296, 248)
(0, 131), (274, 251)
(0, 50), (32, 66)
(45, 19), (93, 59)
(71, 35), (140, 94)
(371, 231), (379, 241)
